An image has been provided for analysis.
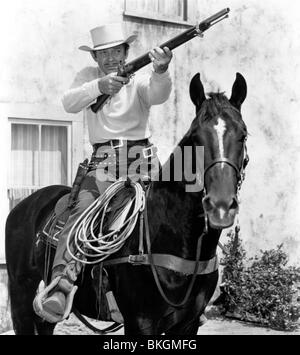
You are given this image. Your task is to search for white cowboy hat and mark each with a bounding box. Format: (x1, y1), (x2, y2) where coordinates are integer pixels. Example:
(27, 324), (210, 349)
(79, 23), (137, 52)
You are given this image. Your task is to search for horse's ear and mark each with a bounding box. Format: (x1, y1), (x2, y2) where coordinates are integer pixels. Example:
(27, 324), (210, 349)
(229, 73), (247, 111)
(189, 73), (206, 112)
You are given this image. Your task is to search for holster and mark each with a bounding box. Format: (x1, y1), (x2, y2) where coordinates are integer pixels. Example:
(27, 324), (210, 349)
(67, 158), (89, 209)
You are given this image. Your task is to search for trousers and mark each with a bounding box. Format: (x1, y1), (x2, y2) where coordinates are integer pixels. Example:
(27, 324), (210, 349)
(52, 141), (160, 271)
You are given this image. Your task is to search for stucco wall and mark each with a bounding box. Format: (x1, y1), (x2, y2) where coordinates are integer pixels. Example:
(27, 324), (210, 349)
(1, 0), (299, 265)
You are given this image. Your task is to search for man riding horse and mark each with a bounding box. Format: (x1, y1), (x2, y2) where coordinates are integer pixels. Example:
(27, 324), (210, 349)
(34, 23), (173, 323)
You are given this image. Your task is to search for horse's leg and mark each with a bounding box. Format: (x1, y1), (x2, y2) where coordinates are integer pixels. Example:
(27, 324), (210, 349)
(123, 316), (158, 335)
(34, 316), (56, 335)
(165, 316), (200, 335)
(164, 297), (211, 335)
(165, 274), (219, 335)
(9, 283), (37, 335)
(10, 282), (56, 335)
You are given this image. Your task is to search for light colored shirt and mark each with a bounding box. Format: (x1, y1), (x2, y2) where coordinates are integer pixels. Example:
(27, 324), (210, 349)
(62, 67), (172, 144)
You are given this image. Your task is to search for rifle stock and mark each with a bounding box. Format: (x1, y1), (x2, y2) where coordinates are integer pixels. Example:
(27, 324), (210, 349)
(91, 8), (230, 113)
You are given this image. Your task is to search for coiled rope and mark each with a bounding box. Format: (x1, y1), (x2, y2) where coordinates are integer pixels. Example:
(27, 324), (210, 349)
(66, 178), (145, 265)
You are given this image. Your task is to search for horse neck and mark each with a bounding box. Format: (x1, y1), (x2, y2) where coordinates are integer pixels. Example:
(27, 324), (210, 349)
(149, 139), (220, 260)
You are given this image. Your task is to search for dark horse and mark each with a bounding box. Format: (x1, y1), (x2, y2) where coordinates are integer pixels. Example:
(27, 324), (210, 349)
(5, 73), (248, 335)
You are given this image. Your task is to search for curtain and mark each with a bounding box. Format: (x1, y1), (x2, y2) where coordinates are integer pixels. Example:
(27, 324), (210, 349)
(9, 123), (68, 209)
(40, 125), (68, 186)
(10, 123), (39, 187)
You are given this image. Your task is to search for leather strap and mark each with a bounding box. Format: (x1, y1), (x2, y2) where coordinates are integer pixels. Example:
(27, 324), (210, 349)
(93, 139), (150, 152)
(103, 253), (218, 276)
(73, 308), (123, 334)
(204, 158), (240, 179)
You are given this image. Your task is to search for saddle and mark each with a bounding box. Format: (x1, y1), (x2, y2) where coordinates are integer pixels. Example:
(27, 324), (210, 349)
(40, 185), (136, 249)
(39, 193), (72, 248)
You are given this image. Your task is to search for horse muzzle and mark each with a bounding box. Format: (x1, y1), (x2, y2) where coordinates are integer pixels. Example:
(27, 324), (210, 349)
(202, 194), (239, 229)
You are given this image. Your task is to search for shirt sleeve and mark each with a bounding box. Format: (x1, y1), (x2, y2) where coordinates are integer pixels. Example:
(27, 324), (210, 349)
(137, 70), (172, 107)
(61, 68), (102, 113)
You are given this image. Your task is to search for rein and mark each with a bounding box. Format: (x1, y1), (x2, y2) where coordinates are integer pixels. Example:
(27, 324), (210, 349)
(72, 308), (123, 335)
(143, 195), (211, 308)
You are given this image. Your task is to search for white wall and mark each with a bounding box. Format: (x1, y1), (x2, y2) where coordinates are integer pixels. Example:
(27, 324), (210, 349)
(1, 0), (300, 265)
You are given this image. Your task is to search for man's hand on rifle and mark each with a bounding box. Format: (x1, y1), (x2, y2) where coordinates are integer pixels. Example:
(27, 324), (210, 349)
(149, 47), (173, 74)
(98, 73), (129, 96)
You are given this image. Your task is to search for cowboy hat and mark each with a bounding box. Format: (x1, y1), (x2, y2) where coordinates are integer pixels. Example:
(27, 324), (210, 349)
(79, 23), (137, 52)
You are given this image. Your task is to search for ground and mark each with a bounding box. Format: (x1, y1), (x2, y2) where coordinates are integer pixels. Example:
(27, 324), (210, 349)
(52, 314), (299, 335)
(1, 307), (299, 335)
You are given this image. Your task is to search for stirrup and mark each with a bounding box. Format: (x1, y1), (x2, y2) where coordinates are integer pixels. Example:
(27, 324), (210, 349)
(33, 276), (78, 323)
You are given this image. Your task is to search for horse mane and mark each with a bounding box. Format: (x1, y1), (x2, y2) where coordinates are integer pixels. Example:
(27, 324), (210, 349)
(198, 92), (241, 121)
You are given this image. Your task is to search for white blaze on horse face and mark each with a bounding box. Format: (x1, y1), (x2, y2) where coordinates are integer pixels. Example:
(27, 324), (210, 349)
(214, 117), (227, 161)
(219, 207), (226, 220)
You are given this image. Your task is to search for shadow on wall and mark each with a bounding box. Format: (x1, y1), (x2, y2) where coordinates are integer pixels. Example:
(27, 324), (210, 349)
(0, 267), (12, 333)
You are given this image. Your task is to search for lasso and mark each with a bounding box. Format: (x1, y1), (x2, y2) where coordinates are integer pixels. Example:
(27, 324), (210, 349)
(66, 178), (146, 265)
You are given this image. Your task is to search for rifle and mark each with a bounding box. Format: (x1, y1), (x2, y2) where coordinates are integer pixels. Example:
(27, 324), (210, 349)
(91, 8), (230, 113)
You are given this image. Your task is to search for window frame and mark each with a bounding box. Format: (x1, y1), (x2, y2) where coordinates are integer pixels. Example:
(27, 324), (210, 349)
(123, 0), (195, 27)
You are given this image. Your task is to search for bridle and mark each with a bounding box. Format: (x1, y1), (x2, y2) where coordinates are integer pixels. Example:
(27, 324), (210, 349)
(200, 135), (249, 235)
(203, 137), (249, 196)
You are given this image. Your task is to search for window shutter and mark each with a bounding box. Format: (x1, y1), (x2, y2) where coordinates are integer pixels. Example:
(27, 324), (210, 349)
(187, 0), (199, 23)
(124, 0), (193, 23)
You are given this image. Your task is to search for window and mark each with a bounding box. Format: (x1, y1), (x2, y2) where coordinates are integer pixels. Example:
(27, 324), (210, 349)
(8, 120), (71, 209)
(124, 0), (197, 25)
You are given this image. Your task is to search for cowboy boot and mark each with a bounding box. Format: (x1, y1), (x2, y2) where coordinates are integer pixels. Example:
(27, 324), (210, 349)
(41, 261), (81, 320)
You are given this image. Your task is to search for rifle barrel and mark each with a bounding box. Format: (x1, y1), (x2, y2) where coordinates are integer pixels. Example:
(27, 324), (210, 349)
(203, 8), (230, 25)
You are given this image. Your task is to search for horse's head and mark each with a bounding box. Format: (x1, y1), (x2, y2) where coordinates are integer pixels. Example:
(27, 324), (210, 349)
(189, 73), (249, 229)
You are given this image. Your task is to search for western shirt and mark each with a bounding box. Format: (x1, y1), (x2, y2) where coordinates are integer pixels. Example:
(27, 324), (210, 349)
(62, 67), (172, 144)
